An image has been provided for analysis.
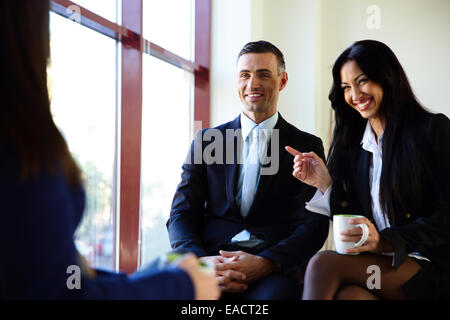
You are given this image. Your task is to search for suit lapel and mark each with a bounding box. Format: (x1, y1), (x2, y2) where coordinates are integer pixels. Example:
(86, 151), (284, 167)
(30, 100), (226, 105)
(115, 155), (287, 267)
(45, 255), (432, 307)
(225, 115), (241, 209)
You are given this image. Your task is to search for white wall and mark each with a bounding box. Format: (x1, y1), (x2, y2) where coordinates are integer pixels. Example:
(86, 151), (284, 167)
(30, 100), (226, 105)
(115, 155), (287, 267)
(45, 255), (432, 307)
(211, 0), (317, 134)
(317, 0), (450, 150)
(262, 0), (317, 134)
(211, 0), (450, 151)
(210, 0), (252, 126)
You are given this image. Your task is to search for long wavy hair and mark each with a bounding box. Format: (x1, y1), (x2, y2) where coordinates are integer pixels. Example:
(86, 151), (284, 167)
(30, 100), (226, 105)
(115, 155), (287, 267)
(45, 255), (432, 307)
(0, 0), (81, 185)
(328, 40), (433, 224)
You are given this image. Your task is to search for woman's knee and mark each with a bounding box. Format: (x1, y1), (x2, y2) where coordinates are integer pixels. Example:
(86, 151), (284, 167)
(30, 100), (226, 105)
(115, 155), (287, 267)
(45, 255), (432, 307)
(305, 250), (339, 278)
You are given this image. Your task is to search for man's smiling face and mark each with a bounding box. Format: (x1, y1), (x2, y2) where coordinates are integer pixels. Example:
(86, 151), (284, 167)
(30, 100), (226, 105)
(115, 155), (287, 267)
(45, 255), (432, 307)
(237, 52), (287, 121)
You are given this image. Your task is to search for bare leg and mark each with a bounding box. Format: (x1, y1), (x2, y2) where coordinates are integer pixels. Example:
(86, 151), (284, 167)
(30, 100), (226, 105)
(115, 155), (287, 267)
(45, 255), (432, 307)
(302, 250), (421, 300)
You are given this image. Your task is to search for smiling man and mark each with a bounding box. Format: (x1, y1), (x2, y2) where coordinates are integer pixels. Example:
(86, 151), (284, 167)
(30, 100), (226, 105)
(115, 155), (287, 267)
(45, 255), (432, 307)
(167, 41), (329, 299)
(237, 49), (287, 123)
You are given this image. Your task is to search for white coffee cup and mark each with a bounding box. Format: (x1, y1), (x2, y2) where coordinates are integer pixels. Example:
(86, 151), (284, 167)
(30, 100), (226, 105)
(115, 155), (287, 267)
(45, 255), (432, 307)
(333, 214), (369, 255)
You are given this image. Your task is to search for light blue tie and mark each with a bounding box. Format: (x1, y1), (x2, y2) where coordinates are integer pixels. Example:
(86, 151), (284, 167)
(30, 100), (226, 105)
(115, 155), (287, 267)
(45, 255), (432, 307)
(240, 127), (260, 217)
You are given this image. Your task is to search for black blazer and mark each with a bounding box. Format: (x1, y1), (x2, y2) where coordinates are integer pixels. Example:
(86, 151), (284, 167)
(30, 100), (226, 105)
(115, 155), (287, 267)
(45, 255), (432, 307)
(167, 113), (329, 274)
(330, 113), (450, 271)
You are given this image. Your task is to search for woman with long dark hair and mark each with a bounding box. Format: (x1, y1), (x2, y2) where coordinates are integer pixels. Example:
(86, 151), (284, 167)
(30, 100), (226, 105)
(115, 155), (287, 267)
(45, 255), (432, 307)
(286, 40), (450, 299)
(0, 0), (219, 299)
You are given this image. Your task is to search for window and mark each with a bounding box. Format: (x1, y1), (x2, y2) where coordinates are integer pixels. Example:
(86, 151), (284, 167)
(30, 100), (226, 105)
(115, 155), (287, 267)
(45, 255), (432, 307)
(49, 0), (210, 274)
(143, 0), (194, 61)
(69, 0), (118, 23)
(49, 12), (117, 271)
(140, 55), (194, 265)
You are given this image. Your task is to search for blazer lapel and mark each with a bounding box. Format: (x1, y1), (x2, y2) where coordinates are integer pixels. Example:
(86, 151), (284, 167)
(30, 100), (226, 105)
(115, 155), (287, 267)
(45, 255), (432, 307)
(355, 148), (372, 218)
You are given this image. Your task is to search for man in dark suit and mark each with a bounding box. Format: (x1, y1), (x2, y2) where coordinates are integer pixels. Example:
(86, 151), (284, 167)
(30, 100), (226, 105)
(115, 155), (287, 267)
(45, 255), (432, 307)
(167, 41), (329, 299)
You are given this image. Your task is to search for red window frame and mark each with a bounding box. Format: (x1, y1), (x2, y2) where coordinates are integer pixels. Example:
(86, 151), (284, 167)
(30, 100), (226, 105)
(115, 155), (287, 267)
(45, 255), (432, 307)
(51, 0), (210, 274)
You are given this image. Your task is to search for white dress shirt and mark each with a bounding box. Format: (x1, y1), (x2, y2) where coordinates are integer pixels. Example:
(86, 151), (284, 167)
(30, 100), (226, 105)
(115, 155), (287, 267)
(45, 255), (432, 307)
(306, 120), (429, 263)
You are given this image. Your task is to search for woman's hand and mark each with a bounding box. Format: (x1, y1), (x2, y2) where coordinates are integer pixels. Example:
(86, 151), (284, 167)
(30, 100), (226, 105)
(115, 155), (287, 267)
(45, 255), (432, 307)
(285, 146), (333, 193)
(342, 217), (394, 254)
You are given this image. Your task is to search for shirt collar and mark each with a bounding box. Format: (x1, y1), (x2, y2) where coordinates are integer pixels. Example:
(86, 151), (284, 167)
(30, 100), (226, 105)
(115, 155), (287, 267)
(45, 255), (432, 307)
(240, 111), (279, 140)
(361, 120), (384, 153)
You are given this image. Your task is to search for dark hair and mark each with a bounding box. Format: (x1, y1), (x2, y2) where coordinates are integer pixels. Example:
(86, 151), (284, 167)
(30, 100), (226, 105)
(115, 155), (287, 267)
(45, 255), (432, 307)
(328, 40), (432, 224)
(0, 0), (81, 185)
(237, 40), (286, 74)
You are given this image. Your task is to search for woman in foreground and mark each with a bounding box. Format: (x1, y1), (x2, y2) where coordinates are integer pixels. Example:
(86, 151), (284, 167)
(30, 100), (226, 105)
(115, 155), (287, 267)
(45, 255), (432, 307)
(0, 0), (219, 300)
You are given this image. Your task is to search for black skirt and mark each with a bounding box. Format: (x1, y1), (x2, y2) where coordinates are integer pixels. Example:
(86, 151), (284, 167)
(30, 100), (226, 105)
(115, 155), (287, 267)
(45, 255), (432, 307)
(402, 259), (450, 299)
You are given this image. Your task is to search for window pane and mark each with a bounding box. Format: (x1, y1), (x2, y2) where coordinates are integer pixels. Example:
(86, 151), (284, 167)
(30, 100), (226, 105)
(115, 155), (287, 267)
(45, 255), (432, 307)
(143, 0), (194, 61)
(48, 13), (117, 271)
(140, 55), (193, 265)
(72, 0), (118, 23)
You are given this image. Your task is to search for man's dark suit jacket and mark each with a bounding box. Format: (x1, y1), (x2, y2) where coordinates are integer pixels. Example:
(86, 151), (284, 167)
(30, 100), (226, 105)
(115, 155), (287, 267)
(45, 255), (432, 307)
(167, 113), (329, 275)
(329, 113), (450, 272)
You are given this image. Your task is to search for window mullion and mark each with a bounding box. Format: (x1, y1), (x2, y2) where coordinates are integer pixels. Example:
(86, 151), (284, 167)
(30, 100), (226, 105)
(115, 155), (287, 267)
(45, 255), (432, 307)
(119, 0), (143, 274)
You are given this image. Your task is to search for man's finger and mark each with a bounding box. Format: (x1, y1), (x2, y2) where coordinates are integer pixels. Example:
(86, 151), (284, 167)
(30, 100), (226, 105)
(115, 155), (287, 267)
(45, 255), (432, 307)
(285, 146), (302, 157)
(217, 269), (246, 281)
(226, 256), (238, 263)
(215, 262), (236, 271)
(220, 281), (248, 293)
(199, 255), (222, 265)
(219, 250), (241, 257)
(217, 275), (228, 286)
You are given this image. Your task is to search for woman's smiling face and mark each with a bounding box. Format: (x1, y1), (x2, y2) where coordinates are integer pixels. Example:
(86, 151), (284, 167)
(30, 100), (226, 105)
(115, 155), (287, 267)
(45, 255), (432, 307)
(340, 60), (384, 122)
